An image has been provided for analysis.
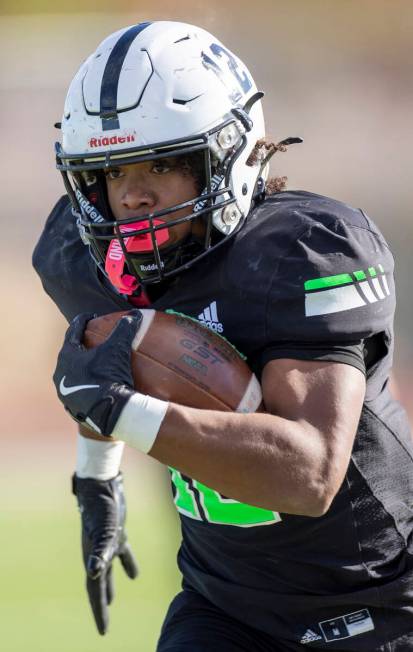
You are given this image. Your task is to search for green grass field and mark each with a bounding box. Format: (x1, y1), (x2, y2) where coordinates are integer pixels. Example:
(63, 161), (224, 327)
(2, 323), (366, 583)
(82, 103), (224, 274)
(1, 459), (182, 652)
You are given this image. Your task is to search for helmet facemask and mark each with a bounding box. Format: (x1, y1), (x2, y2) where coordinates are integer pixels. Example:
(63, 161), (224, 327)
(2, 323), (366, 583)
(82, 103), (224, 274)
(57, 112), (262, 291)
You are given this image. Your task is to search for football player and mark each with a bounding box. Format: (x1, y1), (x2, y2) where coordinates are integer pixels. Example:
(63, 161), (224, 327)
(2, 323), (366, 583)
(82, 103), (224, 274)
(33, 21), (413, 651)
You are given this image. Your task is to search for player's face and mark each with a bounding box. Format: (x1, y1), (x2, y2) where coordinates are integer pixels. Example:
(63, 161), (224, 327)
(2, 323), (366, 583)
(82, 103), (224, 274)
(105, 157), (200, 247)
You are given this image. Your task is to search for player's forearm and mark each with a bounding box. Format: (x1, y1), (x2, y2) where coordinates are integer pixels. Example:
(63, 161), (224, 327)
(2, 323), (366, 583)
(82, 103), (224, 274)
(148, 404), (335, 516)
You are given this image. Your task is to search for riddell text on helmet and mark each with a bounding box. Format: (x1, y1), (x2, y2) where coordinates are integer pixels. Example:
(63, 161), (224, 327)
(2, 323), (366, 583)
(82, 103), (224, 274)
(88, 134), (136, 148)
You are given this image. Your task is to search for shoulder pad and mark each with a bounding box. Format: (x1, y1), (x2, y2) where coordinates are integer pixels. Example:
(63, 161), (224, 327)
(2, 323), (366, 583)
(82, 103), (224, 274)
(259, 192), (395, 343)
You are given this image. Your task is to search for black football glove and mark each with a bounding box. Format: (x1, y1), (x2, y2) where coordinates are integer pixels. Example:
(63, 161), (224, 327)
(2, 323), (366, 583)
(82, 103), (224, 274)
(53, 311), (142, 436)
(72, 472), (138, 635)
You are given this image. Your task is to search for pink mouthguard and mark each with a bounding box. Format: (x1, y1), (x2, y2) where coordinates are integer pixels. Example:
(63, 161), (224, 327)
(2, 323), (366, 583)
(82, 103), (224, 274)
(105, 220), (169, 295)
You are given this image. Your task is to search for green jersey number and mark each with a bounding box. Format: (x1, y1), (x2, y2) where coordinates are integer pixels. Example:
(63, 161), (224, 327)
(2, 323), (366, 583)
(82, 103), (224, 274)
(169, 468), (281, 528)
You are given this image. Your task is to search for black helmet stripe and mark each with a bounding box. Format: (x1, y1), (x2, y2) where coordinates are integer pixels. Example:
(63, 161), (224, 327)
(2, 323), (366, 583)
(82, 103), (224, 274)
(100, 22), (152, 131)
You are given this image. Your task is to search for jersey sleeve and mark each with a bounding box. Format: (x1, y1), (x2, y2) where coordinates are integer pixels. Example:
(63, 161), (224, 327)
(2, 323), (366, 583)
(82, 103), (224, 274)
(260, 340), (366, 374)
(261, 206), (396, 378)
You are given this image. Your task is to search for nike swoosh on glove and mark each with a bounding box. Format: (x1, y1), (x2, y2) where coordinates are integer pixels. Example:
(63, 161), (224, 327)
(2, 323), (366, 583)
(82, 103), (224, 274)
(53, 310), (142, 436)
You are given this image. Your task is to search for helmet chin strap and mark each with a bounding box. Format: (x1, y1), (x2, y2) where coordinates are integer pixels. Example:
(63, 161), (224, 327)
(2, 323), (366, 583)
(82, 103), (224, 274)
(105, 220), (169, 295)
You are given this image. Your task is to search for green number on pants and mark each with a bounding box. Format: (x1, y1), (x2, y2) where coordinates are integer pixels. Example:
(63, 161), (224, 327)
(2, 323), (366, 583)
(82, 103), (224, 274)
(170, 468), (281, 528)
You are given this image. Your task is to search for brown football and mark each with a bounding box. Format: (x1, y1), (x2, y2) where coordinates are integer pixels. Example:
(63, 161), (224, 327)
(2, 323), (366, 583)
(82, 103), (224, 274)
(83, 309), (262, 413)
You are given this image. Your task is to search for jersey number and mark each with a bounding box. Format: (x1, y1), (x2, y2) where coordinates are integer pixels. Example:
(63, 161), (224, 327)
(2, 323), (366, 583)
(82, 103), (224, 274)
(170, 468), (281, 528)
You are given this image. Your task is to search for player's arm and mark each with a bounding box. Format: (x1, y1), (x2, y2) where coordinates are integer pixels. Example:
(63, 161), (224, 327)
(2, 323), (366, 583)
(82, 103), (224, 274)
(54, 311), (364, 517)
(149, 357), (365, 516)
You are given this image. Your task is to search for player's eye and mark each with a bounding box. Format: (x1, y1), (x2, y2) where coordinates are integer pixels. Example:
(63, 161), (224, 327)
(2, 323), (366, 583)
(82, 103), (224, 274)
(151, 159), (173, 175)
(104, 167), (124, 180)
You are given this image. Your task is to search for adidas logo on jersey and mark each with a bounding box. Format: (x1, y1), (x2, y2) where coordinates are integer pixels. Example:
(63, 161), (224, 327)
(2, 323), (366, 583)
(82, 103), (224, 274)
(300, 629), (323, 644)
(198, 301), (223, 333)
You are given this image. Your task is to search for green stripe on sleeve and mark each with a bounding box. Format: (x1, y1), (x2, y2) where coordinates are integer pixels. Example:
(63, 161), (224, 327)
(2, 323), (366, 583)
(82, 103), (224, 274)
(354, 270), (366, 281)
(368, 266), (377, 277)
(304, 273), (353, 291)
(378, 264), (384, 273)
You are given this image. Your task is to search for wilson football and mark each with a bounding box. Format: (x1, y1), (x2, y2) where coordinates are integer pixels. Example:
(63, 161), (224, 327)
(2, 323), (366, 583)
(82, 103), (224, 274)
(83, 309), (262, 413)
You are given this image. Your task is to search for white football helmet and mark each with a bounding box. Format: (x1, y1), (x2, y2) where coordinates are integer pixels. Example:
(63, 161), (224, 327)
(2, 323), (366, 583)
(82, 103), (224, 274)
(56, 21), (267, 290)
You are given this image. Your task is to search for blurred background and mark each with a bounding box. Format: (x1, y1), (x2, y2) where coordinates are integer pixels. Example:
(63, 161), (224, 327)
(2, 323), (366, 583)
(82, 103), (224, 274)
(1, 1), (412, 650)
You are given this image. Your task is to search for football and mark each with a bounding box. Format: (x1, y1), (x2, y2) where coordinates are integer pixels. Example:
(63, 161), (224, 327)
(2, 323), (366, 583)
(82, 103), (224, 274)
(83, 309), (262, 413)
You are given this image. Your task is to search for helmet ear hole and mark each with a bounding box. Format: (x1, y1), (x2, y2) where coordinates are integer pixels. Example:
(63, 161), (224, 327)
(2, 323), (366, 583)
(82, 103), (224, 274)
(82, 171), (98, 186)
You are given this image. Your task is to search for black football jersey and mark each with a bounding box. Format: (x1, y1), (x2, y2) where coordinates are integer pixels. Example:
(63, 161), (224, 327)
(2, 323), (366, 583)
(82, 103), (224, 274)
(33, 191), (413, 649)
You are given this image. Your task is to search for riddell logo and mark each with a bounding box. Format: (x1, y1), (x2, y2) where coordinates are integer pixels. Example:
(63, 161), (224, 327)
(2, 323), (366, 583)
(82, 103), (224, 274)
(88, 134), (136, 148)
(140, 262), (165, 272)
(75, 189), (103, 223)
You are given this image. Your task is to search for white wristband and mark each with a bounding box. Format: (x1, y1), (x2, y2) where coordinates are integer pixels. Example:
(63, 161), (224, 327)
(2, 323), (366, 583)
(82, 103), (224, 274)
(76, 431), (124, 480)
(113, 392), (169, 453)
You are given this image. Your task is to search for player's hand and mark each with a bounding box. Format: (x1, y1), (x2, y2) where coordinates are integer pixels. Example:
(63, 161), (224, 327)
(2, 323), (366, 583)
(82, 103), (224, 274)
(72, 472), (138, 635)
(53, 311), (142, 435)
